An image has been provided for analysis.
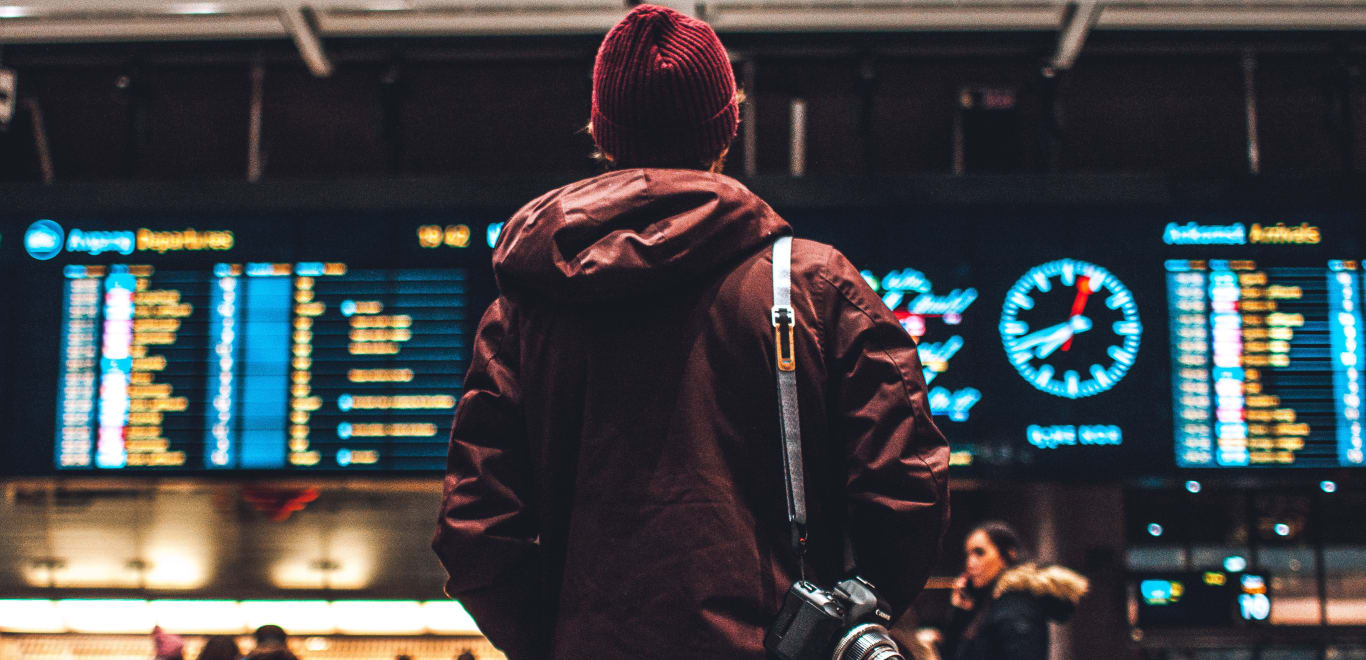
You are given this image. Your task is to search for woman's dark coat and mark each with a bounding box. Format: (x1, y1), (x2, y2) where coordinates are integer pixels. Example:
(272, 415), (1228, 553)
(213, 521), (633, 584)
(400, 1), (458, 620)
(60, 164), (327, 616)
(432, 168), (950, 660)
(948, 564), (1089, 660)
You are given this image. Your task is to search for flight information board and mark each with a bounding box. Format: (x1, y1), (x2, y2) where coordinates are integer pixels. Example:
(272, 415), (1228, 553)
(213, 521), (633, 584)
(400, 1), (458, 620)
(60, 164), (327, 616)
(54, 263), (466, 471)
(2, 213), (494, 473)
(3, 187), (1364, 476)
(1168, 259), (1364, 468)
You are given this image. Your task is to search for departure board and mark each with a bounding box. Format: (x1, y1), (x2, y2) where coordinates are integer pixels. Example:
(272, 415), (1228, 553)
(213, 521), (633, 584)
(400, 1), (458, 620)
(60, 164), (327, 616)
(1168, 259), (1364, 468)
(54, 263), (466, 471)
(0, 210), (493, 474)
(3, 181), (1363, 477)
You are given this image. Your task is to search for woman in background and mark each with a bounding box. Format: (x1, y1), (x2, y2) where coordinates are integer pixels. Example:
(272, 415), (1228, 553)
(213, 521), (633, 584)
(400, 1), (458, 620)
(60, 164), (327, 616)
(942, 521), (1089, 660)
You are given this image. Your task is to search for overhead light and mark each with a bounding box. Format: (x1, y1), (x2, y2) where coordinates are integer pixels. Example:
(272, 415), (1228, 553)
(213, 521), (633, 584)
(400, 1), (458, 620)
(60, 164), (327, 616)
(0, 600), (63, 633)
(1274, 523), (1291, 537)
(421, 601), (482, 635)
(169, 3), (224, 15)
(0, 6), (32, 18)
(1185, 480), (1202, 494)
(58, 599), (153, 633)
(332, 601), (425, 635)
(150, 600), (245, 634)
(1321, 480), (1338, 494)
(365, 0), (410, 10)
(0, 600), (486, 636)
(240, 600), (334, 635)
(1147, 523), (1164, 537)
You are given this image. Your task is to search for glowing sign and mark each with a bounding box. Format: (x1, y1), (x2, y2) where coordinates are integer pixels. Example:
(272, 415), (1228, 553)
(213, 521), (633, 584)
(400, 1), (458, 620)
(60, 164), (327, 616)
(417, 224), (472, 249)
(1140, 580), (1184, 606)
(1026, 424), (1122, 450)
(136, 228), (234, 253)
(25, 220), (64, 260)
(1163, 221), (1321, 246)
(863, 267), (981, 422)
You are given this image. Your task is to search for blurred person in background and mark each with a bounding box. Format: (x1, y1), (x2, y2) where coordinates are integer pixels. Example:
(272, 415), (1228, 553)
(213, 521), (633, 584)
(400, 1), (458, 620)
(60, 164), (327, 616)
(941, 521), (1088, 660)
(151, 626), (185, 660)
(431, 4), (949, 659)
(196, 635), (242, 660)
(244, 625), (298, 660)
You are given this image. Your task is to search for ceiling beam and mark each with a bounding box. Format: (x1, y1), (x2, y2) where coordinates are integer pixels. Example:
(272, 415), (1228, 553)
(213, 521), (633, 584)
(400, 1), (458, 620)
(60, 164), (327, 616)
(1051, 0), (1101, 71)
(279, 5), (333, 77)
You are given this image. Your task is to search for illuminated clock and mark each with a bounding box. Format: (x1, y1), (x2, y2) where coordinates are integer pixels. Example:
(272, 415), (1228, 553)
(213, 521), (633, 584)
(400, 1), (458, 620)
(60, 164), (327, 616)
(999, 258), (1142, 398)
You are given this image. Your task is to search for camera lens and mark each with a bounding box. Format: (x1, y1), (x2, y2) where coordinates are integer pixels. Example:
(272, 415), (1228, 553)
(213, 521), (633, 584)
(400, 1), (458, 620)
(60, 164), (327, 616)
(831, 623), (905, 660)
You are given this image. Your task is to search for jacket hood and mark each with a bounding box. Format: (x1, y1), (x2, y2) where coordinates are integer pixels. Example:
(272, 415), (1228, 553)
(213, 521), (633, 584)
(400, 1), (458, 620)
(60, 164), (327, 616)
(493, 168), (790, 303)
(993, 563), (1089, 622)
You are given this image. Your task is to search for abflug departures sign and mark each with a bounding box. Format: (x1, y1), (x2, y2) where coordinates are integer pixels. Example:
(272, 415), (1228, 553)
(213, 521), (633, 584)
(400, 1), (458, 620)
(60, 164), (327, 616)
(0, 205), (1362, 477)
(2, 213), (495, 474)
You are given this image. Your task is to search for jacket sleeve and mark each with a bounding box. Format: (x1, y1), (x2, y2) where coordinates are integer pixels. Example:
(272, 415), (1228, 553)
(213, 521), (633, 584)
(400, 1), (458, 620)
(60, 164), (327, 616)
(819, 248), (951, 615)
(431, 297), (547, 659)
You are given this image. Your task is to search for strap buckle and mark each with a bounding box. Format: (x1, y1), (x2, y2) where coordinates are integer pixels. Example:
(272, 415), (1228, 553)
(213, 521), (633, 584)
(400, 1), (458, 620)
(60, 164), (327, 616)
(772, 305), (796, 372)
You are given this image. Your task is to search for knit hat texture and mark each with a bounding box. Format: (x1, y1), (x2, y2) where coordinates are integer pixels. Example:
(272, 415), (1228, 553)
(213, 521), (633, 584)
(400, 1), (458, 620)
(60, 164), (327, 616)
(591, 4), (739, 166)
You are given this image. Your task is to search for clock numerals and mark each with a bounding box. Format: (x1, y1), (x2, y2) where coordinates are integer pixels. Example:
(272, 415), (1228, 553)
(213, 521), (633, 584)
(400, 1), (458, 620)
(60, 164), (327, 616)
(1001, 259), (1142, 399)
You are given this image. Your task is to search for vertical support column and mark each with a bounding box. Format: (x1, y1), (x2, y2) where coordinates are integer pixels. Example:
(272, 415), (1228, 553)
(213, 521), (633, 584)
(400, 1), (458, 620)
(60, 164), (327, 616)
(789, 98), (807, 177)
(741, 58), (758, 177)
(247, 58), (265, 183)
(1243, 49), (1261, 175)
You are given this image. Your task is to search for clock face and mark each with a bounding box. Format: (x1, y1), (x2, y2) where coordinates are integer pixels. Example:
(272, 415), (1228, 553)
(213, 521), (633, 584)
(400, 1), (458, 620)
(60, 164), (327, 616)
(999, 258), (1142, 398)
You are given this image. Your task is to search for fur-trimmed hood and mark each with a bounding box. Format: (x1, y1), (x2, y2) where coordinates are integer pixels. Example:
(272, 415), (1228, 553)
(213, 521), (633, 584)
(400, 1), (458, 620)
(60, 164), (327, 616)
(992, 563), (1089, 622)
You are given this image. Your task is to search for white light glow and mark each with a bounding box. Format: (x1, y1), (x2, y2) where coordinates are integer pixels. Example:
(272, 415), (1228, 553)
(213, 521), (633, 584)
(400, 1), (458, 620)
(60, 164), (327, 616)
(58, 599), (153, 633)
(0, 600), (479, 636)
(422, 601), (482, 635)
(0, 600), (63, 633)
(144, 551), (209, 590)
(241, 600), (334, 635)
(0, 5), (32, 18)
(169, 3), (223, 14)
(332, 601), (425, 635)
(151, 600), (246, 634)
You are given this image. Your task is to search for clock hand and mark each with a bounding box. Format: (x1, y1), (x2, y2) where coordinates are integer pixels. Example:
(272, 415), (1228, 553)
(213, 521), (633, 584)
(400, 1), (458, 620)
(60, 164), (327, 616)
(1061, 276), (1093, 352)
(1013, 321), (1076, 354)
(1036, 315), (1093, 359)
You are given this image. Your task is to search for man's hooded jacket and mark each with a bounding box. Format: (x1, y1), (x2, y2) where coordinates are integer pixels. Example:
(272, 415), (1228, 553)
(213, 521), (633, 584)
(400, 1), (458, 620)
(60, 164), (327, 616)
(432, 168), (950, 660)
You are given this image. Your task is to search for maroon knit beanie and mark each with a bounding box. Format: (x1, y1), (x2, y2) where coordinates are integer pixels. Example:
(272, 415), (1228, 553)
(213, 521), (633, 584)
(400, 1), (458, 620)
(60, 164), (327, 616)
(591, 4), (739, 167)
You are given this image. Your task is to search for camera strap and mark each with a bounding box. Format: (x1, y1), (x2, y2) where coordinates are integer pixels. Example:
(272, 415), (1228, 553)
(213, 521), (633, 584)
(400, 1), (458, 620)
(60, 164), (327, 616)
(770, 236), (808, 577)
(772, 236), (859, 580)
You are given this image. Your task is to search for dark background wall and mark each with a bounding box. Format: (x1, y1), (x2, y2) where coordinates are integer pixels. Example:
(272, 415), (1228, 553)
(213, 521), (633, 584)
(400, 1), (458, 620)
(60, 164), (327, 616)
(1, 32), (1363, 183)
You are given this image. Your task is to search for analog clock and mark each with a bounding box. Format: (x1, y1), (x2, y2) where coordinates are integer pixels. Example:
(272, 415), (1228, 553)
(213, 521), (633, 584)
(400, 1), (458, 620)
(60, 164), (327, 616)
(999, 258), (1142, 398)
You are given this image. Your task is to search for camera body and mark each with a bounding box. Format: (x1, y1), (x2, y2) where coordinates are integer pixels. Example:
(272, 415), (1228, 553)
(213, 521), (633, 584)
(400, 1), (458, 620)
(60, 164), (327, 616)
(765, 576), (901, 660)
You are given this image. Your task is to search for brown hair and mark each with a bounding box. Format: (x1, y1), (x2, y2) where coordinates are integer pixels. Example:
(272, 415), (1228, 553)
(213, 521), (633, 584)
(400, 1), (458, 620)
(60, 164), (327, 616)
(970, 520), (1029, 566)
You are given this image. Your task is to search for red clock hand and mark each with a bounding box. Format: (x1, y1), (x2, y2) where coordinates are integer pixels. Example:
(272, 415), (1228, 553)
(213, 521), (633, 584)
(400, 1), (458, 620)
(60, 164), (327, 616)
(1061, 276), (1092, 352)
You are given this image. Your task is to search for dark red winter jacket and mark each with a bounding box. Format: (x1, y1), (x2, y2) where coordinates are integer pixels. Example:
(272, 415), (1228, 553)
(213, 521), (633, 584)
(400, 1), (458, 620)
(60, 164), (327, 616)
(432, 168), (949, 660)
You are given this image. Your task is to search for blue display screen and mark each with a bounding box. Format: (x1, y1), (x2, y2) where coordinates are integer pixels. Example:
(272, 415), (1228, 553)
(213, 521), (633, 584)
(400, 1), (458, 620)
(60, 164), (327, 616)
(2, 194), (1363, 476)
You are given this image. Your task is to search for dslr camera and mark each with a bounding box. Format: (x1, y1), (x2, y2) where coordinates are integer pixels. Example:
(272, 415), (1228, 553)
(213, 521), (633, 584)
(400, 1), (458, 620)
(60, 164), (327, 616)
(765, 576), (904, 660)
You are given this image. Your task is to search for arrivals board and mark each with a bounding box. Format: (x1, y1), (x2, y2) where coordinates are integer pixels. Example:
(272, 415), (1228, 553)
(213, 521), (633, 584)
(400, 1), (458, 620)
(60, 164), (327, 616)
(1, 182), (1363, 476)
